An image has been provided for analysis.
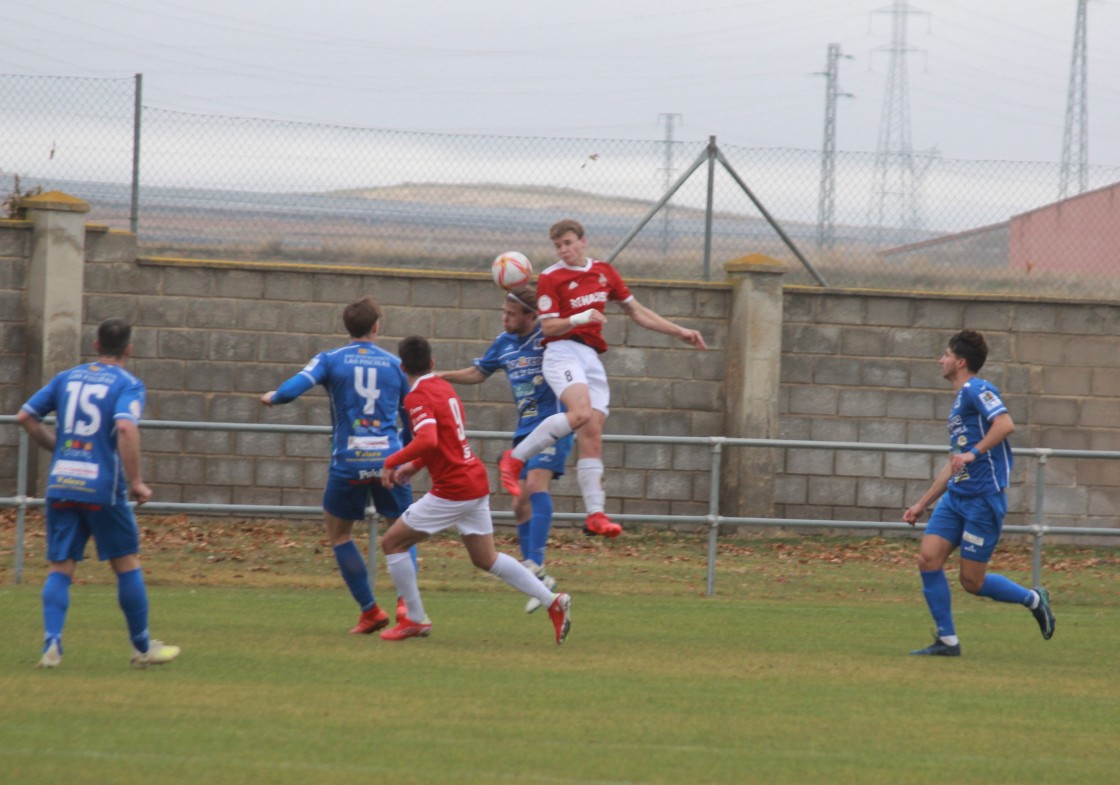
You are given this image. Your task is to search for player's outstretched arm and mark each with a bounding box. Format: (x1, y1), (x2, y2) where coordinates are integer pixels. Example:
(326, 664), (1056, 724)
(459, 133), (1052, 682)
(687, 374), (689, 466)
(261, 373), (316, 407)
(620, 300), (707, 350)
(438, 367), (488, 385)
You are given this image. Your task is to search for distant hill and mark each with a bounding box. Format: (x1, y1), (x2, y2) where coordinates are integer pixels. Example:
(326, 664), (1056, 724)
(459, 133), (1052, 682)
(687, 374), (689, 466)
(330, 182), (733, 220)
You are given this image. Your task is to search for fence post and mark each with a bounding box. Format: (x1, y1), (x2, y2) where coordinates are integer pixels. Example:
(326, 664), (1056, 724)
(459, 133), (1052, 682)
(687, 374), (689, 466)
(130, 72), (143, 236)
(703, 136), (717, 281)
(366, 508), (377, 589)
(15, 429), (29, 585)
(1032, 454), (1048, 588)
(706, 439), (724, 596)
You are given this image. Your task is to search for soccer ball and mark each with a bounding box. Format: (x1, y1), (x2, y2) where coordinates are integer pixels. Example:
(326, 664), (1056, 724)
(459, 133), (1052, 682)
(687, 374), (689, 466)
(491, 251), (533, 290)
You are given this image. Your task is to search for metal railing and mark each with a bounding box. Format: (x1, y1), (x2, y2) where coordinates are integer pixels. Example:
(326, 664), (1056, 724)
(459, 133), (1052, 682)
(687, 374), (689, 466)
(3, 415), (1118, 593)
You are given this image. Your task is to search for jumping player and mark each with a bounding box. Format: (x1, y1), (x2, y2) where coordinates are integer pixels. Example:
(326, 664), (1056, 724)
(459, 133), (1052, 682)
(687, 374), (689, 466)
(498, 218), (707, 537)
(439, 285), (573, 613)
(377, 335), (571, 644)
(903, 330), (1055, 656)
(18, 317), (180, 669)
(261, 296), (417, 635)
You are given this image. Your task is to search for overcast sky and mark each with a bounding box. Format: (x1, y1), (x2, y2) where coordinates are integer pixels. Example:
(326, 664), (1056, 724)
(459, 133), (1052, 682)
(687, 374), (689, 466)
(3, 0), (1119, 166)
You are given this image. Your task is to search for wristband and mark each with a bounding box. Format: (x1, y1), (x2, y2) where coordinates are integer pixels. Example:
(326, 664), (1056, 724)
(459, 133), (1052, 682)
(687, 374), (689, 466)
(568, 310), (594, 327)
(968, 446), (981, 458)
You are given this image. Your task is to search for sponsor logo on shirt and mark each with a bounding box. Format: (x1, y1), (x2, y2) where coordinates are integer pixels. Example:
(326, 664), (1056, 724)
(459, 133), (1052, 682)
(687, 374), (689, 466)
(979, 390), (1002, 410)
(539, 295), (553, 311)
(54, 460), (99, 480)
(570, 291), (609, 309)
(348, 436), (390, 451)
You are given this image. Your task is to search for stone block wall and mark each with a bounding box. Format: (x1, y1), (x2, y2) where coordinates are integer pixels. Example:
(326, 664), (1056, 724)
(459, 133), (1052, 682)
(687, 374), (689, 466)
(3, 213), (1119, 536)
(777, 287), (1120, 528)
(74, 254), (729, 520)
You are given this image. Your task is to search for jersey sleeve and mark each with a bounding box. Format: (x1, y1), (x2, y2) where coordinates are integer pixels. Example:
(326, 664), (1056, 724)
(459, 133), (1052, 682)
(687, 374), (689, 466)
(472, 336), (505, 377)
(970, 384), (1008, 421)
(21, 374), (62, 419)
(272, 353), (326, 404)
(537, 272), (561, 320)
(385, 389), (437, 469)
(606, 263), (633, 304)
(114, 378), (146, 423)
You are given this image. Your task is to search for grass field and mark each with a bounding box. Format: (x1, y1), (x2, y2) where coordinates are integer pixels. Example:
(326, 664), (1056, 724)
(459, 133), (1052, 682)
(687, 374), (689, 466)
(2, 514), (1119, 785)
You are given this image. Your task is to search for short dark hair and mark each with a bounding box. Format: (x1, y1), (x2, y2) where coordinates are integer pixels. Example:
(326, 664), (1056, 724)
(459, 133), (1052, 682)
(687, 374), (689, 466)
(948, 330), (988, 373)
(549, 218), (585, 241)
(398, 335), (432, 375)
(343, 296), (381, 338)
(97, 318), (131, 357)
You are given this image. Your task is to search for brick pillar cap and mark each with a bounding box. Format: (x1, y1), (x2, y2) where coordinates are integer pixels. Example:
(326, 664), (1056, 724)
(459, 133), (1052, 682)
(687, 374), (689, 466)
(22, 190), (91, 213)
(724, 253), (786, 275)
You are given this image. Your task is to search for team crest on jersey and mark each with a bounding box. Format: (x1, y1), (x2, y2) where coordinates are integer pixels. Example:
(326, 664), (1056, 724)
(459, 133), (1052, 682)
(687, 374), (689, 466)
(957, 435), (967, 447)
(979, 390), (1002, 410)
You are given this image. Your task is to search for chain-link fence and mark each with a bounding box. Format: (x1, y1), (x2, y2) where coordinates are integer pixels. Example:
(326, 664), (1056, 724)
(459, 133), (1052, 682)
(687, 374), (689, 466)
(4, 74), (1120, 296)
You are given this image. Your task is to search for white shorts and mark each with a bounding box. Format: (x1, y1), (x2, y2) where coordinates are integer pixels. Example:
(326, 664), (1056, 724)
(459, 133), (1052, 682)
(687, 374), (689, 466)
(400, 493), (494, 537)
(543, 339), (610, 416)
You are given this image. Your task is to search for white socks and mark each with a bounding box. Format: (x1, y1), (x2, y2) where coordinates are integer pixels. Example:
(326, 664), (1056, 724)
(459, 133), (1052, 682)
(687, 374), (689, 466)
(511, 413), (573, 462)
(490, 552), (554, 605)
(386, 551), (426, 622)
(577, 457), (605, 515)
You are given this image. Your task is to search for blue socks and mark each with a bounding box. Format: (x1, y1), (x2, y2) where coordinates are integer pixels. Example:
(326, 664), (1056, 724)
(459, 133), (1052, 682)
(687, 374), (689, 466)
(117, 568), (151, 653)
(516, 493), (554, 567)
(977, 573), (1033, 605)
(920, 569), (955, 639)
(333, 541), (375, 611)
(528, 492), (553, 567)
(42, 571), (72, 653)
(517, 522), (532, 562)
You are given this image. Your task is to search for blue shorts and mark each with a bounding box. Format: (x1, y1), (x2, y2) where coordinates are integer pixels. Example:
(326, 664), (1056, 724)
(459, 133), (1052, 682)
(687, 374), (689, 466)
(925, 490), (1007, 564)
(323, 475), (413, 522)
(515, 432), (574, 478)
(45, 500), (140, 562)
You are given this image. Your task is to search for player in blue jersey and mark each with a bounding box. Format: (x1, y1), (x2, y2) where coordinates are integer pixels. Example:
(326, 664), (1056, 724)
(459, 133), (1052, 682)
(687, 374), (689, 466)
(261, 296), (417, 635)
(18, 318), (180, 669)
(438, 286), (574, 613)
(903, 330), (1055, 656)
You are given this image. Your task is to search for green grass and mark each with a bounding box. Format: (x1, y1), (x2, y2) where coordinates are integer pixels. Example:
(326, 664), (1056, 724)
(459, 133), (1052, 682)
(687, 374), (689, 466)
(2, 518), (1119, 785)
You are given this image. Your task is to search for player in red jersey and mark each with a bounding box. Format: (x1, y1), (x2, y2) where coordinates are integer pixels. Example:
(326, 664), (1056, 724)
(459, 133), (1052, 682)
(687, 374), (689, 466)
(377, 335), (571, 644)
(499, 218), (707, 537)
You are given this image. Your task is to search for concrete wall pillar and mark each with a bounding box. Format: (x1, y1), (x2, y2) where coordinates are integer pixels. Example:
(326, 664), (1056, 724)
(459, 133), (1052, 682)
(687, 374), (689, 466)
(721, 254), (786, 518)
(23, 191), (90, 393)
